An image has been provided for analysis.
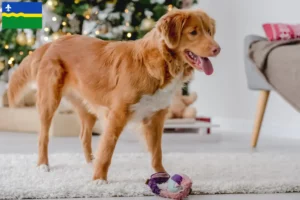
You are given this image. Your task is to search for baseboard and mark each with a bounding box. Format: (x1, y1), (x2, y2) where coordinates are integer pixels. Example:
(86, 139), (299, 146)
(212, 117), (300, 139)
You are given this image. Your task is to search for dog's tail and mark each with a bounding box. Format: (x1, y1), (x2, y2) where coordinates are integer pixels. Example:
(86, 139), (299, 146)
(7, 43), (50, 107)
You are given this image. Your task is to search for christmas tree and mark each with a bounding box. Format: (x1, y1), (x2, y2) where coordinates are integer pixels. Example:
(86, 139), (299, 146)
(0, 0), (197, 90)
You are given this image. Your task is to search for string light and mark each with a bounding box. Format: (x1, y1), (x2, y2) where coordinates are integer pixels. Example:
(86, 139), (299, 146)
(95, 30), (100, 35)
(95, 11), (99, 14)
(4, 45), (9, 49)
(67, 13), (71, 18)
(127, 32), (132, 38)
(62, 21), (67, 26)
(83, 31), (88, 35)
(47, 1), (53, 6)
(44, 27), (50, 32)
(168, 4), (173, 11)
(52, 17), (57, 21)
(125, 9), (129, 13)
(8, 57), (14, 65)
(44, 36), (49, 41)
(74, 0), (80, 4)
(19, 51), (24, 55)
(66, 33), (72, 36)
(29, 51), (33, 55)
(85, 15), (90, 19)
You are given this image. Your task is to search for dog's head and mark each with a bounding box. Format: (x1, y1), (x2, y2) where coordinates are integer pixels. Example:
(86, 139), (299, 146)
(157, 9), (220, 75)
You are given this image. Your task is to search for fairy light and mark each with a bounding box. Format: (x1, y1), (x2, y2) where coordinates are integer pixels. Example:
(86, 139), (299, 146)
(4, 45), (9, 49)
(67, 33), (72, 36)
(127, 32), (132, 38)
(67, 13), (71, 18)
(168, 4), (173, 11)
(125, 9), (129, 13)
(47, 1), (53, 6)
(52, 17), (57, 22)
(83, 31), (88, 35)
(85, 15), (90, 19)
(19, 51), (24, 55)
(95, 30), (100, 35)
(62, 21), (67, 26)
(29, 51), (33, 55)
(8, 58), (14, 65)
(44, 27), (50, 32)
(74, 0), (80, 4)
(44, 36), (49, 41)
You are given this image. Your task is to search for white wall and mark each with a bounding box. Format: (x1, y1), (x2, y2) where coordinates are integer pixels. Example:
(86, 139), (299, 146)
(190, 0), (300, 137)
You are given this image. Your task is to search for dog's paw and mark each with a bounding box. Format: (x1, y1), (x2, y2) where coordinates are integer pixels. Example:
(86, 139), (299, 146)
(93, 179), (108, 185)
(37, 164), (50, 172)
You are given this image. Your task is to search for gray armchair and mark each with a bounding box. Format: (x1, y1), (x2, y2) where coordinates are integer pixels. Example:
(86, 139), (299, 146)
(244, 34), (300, 148)
(244, 35), (272, 148)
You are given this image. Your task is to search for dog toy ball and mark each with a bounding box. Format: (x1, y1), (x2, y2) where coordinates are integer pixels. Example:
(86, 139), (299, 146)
(146, 172), (192, 200)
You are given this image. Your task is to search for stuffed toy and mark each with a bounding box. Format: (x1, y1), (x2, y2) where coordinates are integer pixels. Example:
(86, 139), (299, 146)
(167, 88), (198, 119)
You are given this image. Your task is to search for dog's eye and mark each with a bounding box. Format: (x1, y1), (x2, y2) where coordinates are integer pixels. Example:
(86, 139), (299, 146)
(190, 30), (197, 36)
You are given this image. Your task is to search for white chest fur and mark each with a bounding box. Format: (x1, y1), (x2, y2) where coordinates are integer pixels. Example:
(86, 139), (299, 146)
(130, 75), (182, 121)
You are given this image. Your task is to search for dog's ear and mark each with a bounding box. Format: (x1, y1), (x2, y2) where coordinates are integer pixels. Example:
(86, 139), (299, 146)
(209, 17), (216, 36)
(157, 11), (188, 49)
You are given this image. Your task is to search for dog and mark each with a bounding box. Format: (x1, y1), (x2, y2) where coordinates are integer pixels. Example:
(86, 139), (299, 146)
(7, 9), (220, 183)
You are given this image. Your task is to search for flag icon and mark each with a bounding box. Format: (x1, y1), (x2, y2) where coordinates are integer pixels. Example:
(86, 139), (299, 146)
(2, 2), (42, 29)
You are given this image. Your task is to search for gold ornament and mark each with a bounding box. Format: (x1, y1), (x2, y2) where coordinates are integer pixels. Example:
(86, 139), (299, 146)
(52, 31), (64, 41)
(0, 61), (4, 71)
(107, 0), (117, 5)
(84, 8), (92, 19)
(27, 36), (36, 46)
(46, 0), (58, 11)
(140, 18), (156, 31)
(16, 32), (27, 46)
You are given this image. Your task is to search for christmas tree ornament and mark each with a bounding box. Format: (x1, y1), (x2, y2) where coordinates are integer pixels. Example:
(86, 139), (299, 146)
(0, 61), (4, 72)
(16, 32), (28, 46)
(27, 36), (36, 46)
(150, 0), (165, 4)
(140, 10), (156, 31)
(97, 23), (110, 34)
(46, 0), (58, 11)
(84, 7), (93, 20)
(181, 0), (194, 8)
(106, 0), (117, 6)
(123, 22), (134, 32)
(126, 2), (135, 12)
(52, 31), (64, 41)
(69, 18), (81, 33)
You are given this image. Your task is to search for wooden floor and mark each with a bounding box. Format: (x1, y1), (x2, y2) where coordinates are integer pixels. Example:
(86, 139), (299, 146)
(1, 130), (300, 199)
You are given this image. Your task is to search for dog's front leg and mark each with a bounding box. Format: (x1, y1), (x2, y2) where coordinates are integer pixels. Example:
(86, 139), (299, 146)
(93, 108), (128, 182)
(142, 109), (168, 173)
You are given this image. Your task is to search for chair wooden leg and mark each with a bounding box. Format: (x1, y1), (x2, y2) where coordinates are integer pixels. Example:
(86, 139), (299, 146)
(251, 90), (270, 148)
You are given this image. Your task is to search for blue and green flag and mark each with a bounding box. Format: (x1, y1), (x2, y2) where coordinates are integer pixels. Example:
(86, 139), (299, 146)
(2, 2), (42, 29)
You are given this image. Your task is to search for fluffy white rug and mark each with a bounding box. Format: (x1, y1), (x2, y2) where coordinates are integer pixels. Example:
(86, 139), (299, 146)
(1, 152), (300, 199)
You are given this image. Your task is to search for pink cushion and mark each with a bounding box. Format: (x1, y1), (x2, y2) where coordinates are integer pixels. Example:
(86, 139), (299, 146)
(263, 23), (300, 41)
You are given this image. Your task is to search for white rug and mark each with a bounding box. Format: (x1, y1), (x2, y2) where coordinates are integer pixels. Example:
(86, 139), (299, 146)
(1, 152), (300, 199)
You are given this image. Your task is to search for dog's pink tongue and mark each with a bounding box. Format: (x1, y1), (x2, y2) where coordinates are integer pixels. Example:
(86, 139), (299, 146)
(199, 57), (214, 75)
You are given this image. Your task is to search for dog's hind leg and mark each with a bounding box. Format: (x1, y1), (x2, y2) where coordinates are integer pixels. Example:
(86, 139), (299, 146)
(36, 60), (65, 171)
(66, 95), (97, 163)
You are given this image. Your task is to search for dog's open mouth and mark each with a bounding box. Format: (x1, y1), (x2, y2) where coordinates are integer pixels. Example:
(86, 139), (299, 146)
(184, 50), (214, 75)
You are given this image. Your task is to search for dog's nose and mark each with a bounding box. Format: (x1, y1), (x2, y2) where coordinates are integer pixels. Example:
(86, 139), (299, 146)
(212, 46), (221, 56)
